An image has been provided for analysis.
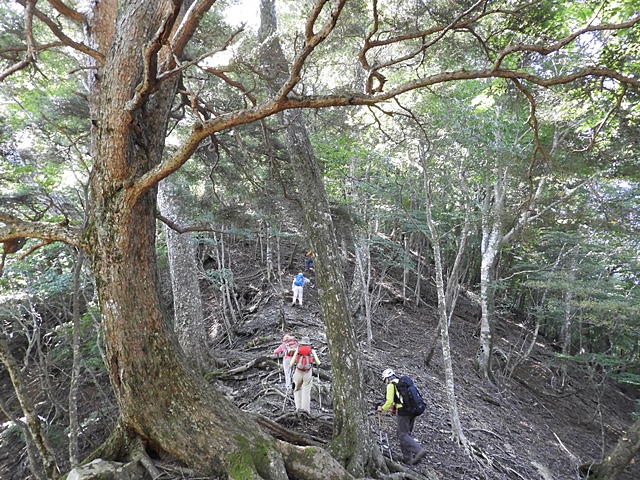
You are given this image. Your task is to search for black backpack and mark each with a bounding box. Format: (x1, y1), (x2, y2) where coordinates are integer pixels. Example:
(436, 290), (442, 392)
(395, 375), (426, 416)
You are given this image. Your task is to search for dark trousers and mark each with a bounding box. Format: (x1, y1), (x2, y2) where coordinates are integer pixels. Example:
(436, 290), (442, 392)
(397, 414), (422, 460)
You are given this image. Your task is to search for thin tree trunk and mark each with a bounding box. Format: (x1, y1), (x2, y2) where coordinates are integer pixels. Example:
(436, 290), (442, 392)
(414, 238), (424, 307)
(265, 219), (275, 281)
(403, 234), (409, 304)
(0, 335), (60, 478)
(478, 169), (506, 382)
(0, 396), (47, 480)
(478, 166), (547, 381)
(213, 231), (235, 345)
(423, 175), (470, 448)
(68, 251), (84, 466)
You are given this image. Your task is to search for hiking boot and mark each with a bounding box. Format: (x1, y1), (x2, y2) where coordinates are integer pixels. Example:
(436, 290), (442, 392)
(402, 456), (412, 465)
(411, 449), (427, 465)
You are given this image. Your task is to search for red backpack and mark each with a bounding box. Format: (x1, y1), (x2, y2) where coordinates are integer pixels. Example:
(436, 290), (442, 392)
(295, 345), (314, 371)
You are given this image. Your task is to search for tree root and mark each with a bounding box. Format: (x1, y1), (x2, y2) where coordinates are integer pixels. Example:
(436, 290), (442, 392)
(252, 412), (327, 446)
(382, 457), (438, 480)
(79, 419), (131, 465)
(130, 437), (161, 479)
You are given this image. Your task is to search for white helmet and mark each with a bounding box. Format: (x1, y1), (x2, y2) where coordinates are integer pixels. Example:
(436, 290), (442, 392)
(381, 368), (396, 380)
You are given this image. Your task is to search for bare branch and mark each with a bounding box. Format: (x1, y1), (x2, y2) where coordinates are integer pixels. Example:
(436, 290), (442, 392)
(493, 16), (640, 70)
(279, 0), (348, 99)
(15, 0), (103, 63)
(122, 2), (640, 204)
(202, 67), (258, 106)
(155, 212), (232, 235)
(125, 61), (640, 206)
(171, 0), (219, 56)
(46, 0), (87, 24)
(579, 83), (627, 152)
(125, 5), (183, 113)
(359, 0), (537, 88)
(157, 26), (245, 86)
(0, 213), (84, 249)
(0, 0), (36, 82)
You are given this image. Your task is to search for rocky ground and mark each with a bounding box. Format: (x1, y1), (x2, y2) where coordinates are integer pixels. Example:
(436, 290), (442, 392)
(1, 243), (639, 480)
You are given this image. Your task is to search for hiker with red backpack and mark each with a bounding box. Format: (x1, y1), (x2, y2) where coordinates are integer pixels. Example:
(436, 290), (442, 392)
(377, 368), (427, 465)
(273, 334), (298, 390)
(289, 336), (321, 413)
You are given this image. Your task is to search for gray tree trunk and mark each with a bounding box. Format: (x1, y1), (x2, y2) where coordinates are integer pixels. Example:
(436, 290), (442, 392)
(423, 171), (470, 448)
(478, 167), (546, 381)
(157, 179), (210, 374)
(0, 335), (59, 478)
(68, 251), (84, 466)
(582, 416), (640, 479)
(258, 1), (384, 475)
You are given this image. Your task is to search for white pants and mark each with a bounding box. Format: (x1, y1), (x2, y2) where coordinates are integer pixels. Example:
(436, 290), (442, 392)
(282, 356), (294, 390)
(292, 285), (304, 305)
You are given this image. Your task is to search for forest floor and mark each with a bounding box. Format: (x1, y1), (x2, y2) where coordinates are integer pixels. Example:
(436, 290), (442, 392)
(1, 240), (639, 480)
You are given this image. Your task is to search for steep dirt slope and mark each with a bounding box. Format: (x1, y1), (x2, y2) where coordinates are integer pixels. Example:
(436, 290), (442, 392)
(1, 239), (639, 480)
(210, 245), (640, 480)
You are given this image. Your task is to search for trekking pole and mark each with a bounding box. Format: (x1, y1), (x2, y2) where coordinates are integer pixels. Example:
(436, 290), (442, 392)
(317, 368), (322, 409)
(377, 412), (393, 461)
(283, 365), (294, 412)
(282, 387), (290, 411)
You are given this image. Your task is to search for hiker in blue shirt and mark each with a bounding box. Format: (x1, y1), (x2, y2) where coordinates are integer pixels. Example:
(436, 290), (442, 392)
(291, 272), (310, 306)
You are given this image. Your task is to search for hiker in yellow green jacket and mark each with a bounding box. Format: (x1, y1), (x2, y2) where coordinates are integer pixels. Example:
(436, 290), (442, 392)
(377, 368), (427, 465)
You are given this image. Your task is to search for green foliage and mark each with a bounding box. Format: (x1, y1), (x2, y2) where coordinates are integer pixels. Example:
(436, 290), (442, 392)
(206, 268), (236, 289)
(0, 422), (23, 442)
(246, 336), (270, 348)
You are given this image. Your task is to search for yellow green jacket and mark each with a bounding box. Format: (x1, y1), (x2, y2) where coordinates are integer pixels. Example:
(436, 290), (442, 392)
(380, 378), (404, 412)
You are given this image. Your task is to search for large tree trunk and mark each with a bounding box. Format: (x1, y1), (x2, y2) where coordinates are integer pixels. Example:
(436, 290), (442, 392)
(81, 2), (358, 477)
(82, 2), (290, 477)
(282, 107), (383, 476)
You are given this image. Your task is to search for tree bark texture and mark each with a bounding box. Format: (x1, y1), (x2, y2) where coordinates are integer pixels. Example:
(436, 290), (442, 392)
(83, 1), (289, 477)
(583, 416), (640, 479)
(478, 172), (505, 383)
